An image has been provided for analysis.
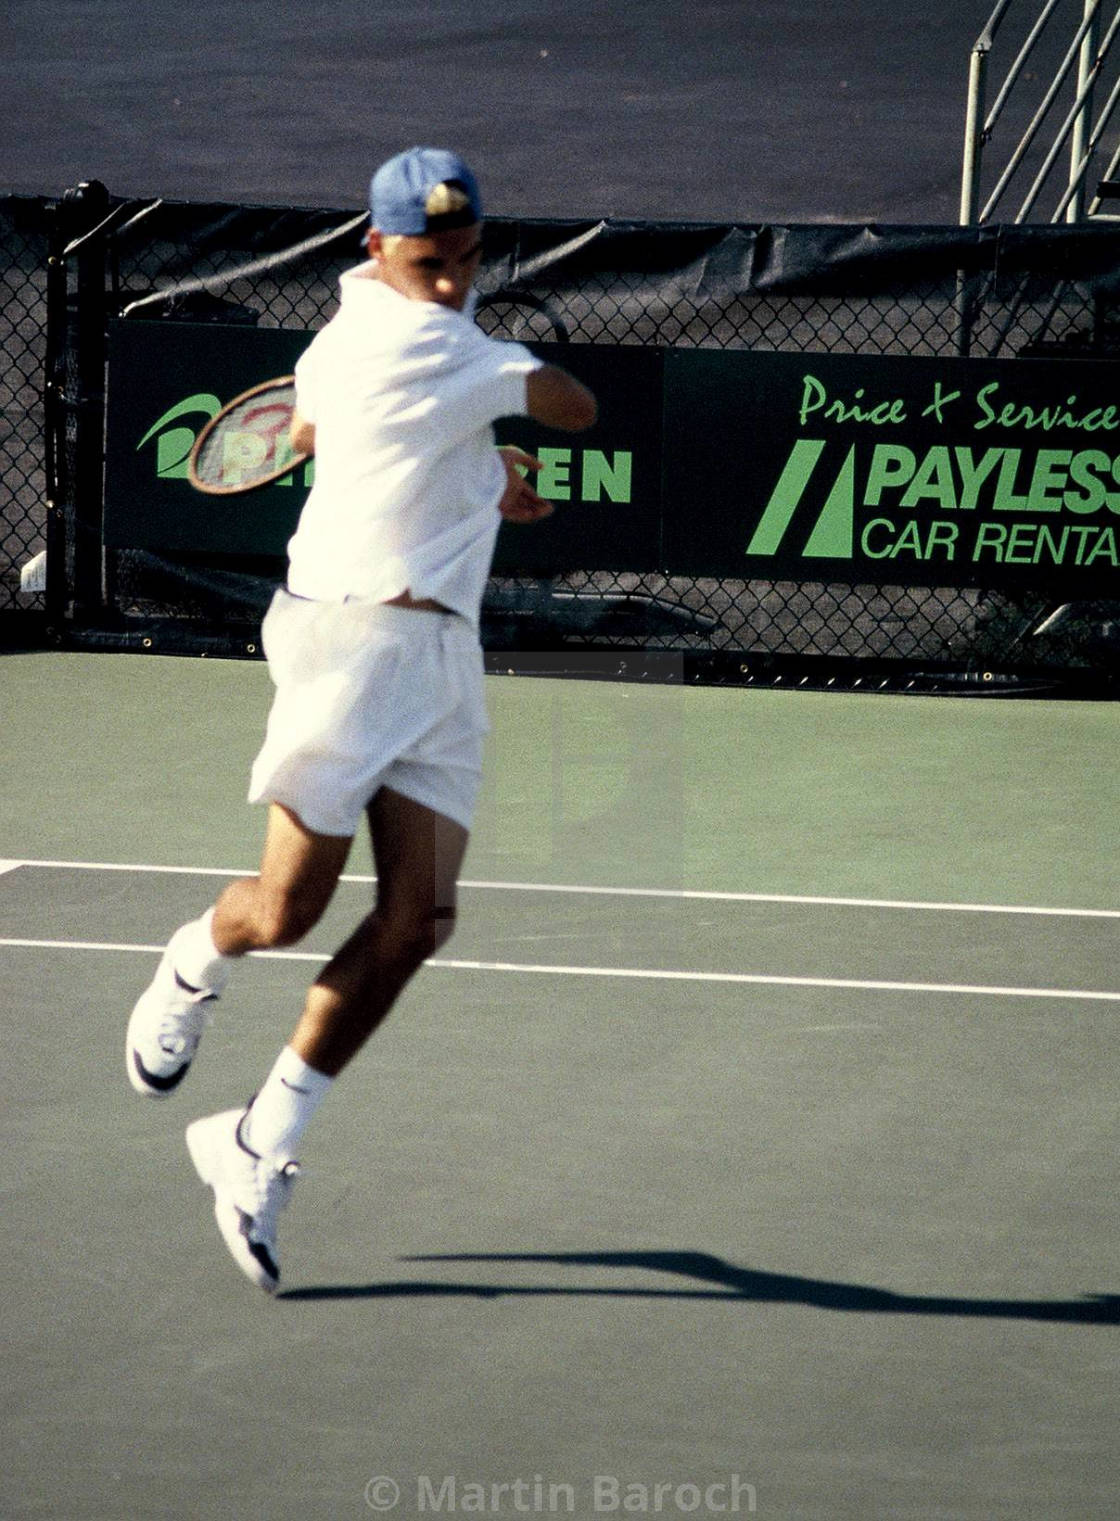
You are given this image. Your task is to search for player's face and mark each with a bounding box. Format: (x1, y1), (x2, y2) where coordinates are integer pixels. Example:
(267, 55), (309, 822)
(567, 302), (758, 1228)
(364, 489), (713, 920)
(369, 223), (483, 310)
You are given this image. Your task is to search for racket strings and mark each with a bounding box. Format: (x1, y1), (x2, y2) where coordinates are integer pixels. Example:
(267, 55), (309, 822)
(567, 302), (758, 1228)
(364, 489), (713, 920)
(188, 379), (307, 494)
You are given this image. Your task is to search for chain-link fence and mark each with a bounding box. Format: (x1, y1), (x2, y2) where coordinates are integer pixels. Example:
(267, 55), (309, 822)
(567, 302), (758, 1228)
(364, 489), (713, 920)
(3, 188), (1118, 691)
(0, 196), (53, 632)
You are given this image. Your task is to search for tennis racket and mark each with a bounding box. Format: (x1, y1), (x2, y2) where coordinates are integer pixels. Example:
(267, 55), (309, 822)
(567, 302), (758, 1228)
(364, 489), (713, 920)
(476, 288), (569, 344)
(187, 376), (308, 494)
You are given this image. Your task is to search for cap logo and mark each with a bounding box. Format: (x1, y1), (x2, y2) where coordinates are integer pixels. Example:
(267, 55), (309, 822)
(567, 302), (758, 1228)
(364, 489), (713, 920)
(425, 182), (472, 219)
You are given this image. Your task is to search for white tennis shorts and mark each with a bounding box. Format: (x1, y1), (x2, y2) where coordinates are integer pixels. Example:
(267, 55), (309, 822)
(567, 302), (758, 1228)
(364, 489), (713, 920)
(248, 590), (489, 836)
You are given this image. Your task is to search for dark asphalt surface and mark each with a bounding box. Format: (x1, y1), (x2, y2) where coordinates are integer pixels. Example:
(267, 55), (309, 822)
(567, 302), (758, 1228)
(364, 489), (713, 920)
(6, 0), (1000, 223)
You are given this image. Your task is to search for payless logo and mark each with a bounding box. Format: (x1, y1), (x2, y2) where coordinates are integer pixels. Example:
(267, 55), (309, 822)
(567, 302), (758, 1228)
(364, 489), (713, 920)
(746, 437), (1120, 569)
(746, 440), (855, 559)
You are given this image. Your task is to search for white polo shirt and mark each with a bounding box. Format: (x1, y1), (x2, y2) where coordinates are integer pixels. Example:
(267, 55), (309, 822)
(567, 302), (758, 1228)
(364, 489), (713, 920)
(286, 264), (542, 623)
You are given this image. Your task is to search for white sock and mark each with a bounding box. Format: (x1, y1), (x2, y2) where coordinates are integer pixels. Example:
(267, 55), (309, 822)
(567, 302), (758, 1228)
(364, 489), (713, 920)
(243, 1047), (334, 1160)
(168, 908), (233, 994)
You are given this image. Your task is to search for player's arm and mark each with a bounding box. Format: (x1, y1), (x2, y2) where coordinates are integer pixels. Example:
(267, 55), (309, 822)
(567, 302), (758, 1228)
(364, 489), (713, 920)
(525, 364), (597, 432)
(290, 409), (315, 456)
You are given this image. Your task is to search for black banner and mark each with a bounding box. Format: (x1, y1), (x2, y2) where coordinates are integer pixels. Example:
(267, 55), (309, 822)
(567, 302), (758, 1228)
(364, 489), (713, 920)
(104, 321), (310, 554)
(664, 349), (1120, 592)
(104, 320), (661, 572)
(492, 344), (662, 574)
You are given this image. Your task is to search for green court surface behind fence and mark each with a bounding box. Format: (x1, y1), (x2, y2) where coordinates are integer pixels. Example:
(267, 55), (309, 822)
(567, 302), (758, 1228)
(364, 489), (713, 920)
(2, 651), (1116, 904)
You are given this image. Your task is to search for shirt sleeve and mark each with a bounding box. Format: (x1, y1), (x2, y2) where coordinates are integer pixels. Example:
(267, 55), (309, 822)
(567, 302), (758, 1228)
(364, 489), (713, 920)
(490, 342), (544, 419)
(440, 335), (543, 439)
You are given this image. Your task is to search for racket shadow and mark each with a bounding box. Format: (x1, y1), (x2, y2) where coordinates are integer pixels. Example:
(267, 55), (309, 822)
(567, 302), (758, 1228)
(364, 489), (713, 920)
(277, 1249), (1120, 1324)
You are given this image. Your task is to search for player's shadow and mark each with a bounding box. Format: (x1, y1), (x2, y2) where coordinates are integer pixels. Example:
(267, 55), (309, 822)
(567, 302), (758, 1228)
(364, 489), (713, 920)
(278, 1249), (1120, 1323)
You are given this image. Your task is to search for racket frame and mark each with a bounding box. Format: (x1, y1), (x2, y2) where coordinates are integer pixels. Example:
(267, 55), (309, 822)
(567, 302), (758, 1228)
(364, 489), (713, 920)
(187, 375), (309, 495)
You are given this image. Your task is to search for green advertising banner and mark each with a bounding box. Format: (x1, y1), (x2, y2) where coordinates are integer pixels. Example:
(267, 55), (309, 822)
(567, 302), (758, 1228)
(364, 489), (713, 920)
(663, 348), (1120, 592)
(105, 322), (1120, 595)
(104, 320), (662, 571)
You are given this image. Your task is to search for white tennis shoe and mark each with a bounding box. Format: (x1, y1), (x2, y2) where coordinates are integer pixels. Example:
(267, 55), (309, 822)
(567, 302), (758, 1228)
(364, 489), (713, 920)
(126, 950), (222, 1097)
(186, 1107), (299, 1294)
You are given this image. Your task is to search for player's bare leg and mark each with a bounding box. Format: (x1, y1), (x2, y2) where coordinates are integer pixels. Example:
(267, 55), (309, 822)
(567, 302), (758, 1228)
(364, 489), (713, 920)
(127, 802), (353, 1098)
(286, 786), (469, 1075)
(211, 802), (354, 955)
(185, 789), (468, 1291)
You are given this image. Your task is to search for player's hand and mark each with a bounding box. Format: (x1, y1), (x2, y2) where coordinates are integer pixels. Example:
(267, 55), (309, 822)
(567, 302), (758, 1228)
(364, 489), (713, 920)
(496, 446), (554, 523)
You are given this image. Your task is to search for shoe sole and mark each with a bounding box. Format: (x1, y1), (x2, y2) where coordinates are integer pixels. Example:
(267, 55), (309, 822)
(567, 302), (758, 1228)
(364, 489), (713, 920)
(186, 1117), (279, 1295)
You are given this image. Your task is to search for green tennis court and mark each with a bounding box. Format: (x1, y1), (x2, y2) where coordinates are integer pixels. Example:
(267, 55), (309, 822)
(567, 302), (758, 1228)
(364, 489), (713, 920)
(1, 651), (1117, 1519)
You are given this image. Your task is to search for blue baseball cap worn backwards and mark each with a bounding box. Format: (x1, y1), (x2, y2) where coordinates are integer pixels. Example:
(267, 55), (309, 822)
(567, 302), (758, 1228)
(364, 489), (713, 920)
(370, 147), (483, 235)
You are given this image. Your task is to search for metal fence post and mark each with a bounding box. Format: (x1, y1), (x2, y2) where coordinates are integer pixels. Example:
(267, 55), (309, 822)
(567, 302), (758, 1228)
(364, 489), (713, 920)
(958, 21), (996, 356)
(960, 41), (990, 227)
(42, 198), (70, 629)
(64, 180), (111, 617)
(1067, 0), (1102, 221)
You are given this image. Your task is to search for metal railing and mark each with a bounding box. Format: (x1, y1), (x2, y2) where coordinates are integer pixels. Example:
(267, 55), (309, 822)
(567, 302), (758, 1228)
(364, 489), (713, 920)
(961, 0), (1120, 223)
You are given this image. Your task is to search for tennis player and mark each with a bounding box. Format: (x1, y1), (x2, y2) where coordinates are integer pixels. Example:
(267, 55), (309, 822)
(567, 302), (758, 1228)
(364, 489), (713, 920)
(126, 147), (597, 1292)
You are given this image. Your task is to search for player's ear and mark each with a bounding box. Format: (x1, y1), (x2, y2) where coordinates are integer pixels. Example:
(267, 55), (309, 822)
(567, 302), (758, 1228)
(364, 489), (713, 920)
(365, 228), (382, 261)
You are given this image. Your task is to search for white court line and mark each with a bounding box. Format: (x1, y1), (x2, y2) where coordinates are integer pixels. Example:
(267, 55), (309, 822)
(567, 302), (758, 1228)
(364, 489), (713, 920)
(1, 936), (1117, 1004)
(4, 857), (1118, 920)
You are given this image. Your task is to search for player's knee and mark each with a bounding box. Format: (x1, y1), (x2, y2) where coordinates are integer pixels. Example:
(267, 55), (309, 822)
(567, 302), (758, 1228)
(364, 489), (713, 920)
(384, 904), (456, 966)
(253, 888), (327, 948)
(410, 905), (457, 961)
